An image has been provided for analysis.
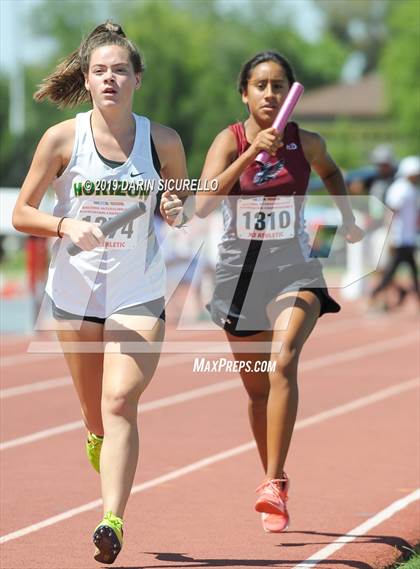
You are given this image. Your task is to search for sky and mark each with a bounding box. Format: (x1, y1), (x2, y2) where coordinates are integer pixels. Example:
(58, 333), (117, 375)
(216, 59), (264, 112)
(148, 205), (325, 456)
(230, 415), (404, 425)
(0, 0), (325, 73)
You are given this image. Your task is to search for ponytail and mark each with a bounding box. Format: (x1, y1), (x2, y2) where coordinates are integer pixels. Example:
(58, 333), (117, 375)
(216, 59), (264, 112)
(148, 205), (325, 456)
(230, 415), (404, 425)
(34, 21), (144, 108)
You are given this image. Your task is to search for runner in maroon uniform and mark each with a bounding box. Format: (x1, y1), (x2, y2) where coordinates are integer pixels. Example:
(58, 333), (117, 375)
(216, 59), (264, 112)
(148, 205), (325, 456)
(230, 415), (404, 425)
(195, 52), (364, 533)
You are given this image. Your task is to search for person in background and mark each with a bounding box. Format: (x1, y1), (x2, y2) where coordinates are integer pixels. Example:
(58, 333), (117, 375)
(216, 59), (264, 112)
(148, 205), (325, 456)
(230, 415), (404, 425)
(367, 144), (397, 311)
(369, 156), (420, 308)
(369, 144), (396, 207)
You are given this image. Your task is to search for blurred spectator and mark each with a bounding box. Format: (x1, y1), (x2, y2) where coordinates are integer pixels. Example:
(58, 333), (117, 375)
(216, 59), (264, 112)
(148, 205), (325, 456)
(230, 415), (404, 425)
(369, 144), (397, 211)
(369, 156), (420, 309)
(348, 177), (368, 197)
(366, 144), (398, 310)
(156, 209), (221, 324)
(0, 236), (5, 264)
(347, 176), (369, 216)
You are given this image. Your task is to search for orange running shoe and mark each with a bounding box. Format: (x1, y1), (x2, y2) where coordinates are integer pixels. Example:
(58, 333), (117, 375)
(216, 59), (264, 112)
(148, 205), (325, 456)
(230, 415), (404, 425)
(261, 512), (289, 533)
(255, 474), (289, 531)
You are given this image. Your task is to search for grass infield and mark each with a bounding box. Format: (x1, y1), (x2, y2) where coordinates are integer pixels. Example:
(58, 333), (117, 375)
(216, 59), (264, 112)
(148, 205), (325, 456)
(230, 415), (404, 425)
(387, 544), (420, 569)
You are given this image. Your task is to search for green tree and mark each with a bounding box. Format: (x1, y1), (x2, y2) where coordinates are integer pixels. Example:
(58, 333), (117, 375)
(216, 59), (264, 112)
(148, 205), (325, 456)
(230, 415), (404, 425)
(380, 0), (420, 153)
(314, 0), (391, 74)
(113, 0), (348, 174)
(3, 0), (348, 185)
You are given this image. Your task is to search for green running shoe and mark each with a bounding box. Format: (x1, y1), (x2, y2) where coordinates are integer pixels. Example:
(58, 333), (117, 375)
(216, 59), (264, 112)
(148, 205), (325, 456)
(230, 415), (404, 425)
(93, 511), (123, 564)
(86, 433), (103, 473)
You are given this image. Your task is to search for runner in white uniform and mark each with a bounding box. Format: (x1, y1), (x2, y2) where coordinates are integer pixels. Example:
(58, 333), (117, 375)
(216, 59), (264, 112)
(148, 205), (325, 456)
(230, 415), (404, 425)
(46, 110), (166, 320)
(13, 21), (186, 565)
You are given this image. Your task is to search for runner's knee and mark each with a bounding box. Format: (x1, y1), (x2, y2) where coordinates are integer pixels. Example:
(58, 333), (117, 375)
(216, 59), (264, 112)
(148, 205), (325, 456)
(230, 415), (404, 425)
(247, 388), (269, 405)
(270, 342), (299, 382)
(102, 386), (140, 420)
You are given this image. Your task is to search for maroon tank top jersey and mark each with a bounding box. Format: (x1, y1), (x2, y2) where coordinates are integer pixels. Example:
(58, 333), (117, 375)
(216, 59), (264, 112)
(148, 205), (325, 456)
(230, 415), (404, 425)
(218, 121), (315, 271)
(230, 121), (311, 197)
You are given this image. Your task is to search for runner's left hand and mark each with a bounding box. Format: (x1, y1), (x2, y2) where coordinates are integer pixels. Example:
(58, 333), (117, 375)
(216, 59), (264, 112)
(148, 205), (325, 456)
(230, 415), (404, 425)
(160, 191), (184, 226)
(341, 220), (365, 243)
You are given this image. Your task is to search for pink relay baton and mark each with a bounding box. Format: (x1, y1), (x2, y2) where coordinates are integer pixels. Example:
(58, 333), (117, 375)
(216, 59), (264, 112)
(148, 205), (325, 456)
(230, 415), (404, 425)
(256, 81), (304, 163)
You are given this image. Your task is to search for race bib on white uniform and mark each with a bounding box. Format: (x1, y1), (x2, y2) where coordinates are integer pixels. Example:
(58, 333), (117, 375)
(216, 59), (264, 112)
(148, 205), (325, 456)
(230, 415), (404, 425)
(77, 200), (141, 250)
(236, 196), (295, 240)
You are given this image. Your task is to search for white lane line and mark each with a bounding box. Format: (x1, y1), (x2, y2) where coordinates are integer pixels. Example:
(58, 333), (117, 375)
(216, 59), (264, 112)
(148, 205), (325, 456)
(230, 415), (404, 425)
(0, 317), (360, 376)
(0, 354), (199, 399)
(4, 307), (412, 361)
(299, 332), (417, 371)
(0, 442), (255, 545)
(0, 420), (85, 450)
(0, 352), (61, 368)
(0, 377), (71, 399)
(1, 377), (417, 545)
(22, 314), (399, 355)
(293, 489), (420, 568)
(2, 329), (417, 400)
(0, 331), (211, 368)
(1, 333), (417, 448)
(0, 379), (241, 450)
(294, 378), (418, 430)
(137, 379), (240, 412)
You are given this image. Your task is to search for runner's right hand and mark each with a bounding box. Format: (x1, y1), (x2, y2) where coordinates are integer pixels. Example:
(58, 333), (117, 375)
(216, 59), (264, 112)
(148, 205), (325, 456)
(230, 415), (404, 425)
(61, 218), (105, 251)
(248, 127), (283, 157)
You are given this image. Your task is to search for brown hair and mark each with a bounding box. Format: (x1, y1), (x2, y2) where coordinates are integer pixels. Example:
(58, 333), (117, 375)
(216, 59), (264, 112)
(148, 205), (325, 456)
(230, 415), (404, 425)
(34, 21), (144, 108)
(238, 51), (295, 94)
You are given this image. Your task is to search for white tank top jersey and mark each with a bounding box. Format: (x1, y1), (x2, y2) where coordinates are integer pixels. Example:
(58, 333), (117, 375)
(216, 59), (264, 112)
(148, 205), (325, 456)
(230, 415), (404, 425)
(45, 111), (166, 318)
(385, 178), (418, 246)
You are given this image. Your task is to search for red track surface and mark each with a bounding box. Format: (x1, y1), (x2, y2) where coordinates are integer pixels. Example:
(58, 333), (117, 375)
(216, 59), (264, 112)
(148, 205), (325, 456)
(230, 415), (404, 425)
(1, 300), (419, 569)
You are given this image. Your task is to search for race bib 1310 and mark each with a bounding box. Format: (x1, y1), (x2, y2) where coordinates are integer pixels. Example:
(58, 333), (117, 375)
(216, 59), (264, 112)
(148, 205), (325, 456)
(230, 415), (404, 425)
(236, 196), (295, 240)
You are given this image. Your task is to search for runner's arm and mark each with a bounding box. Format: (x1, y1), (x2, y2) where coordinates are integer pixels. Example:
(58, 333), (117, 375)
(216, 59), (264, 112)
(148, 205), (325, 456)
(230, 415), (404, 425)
(12, 125), (69, 237)
(301, 130), (365, 243)
(152, 123), (190, 226)
(13, 122), (105, 249)
(196, 127), (282, 218)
